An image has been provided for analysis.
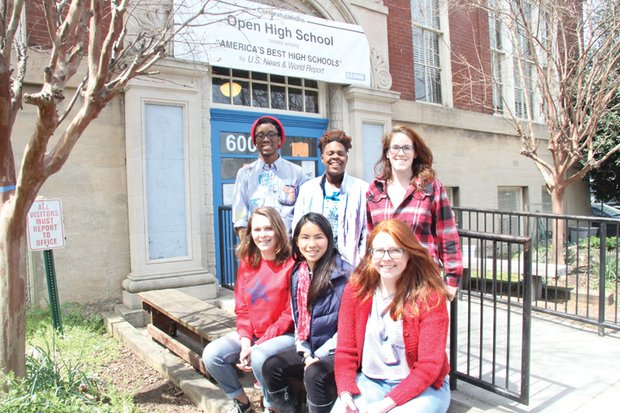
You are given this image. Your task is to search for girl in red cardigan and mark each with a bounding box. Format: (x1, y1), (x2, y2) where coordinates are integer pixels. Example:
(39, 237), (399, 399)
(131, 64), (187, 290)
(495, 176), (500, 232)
(332, 219), (450, 413)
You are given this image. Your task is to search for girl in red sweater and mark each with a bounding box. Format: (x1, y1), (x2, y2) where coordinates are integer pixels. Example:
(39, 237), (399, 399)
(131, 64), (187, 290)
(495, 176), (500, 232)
(333, 219), (450, 413)
(203, 207), (295, 413)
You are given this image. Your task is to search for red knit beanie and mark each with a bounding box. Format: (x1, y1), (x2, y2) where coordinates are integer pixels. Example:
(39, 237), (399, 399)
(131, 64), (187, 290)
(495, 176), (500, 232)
(250, 116), (286, 148)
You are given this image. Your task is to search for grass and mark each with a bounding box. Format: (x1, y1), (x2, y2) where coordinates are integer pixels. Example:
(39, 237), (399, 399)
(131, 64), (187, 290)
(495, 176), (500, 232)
(469, 269), (522, 283)
(507, 236), (619, 290)
(0, 303), (139, 412)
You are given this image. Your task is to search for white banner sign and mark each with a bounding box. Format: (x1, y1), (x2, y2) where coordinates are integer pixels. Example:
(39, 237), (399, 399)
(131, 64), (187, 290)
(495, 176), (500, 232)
(27, 198), (66, 251)
(176, 0), (371, 86)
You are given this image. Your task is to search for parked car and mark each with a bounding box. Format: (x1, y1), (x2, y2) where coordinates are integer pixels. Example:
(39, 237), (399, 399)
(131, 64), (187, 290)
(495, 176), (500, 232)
(591, 202), (620, 238)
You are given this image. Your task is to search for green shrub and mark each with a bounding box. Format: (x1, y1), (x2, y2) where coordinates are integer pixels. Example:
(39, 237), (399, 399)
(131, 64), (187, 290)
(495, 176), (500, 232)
(529, 241), (568, 264)
(603, 254), (619, 284)
(0, 304), (137, 412)
(573, 236), (619, 285)
(0, 345), (105, 412)
(577, 236), (619, 251)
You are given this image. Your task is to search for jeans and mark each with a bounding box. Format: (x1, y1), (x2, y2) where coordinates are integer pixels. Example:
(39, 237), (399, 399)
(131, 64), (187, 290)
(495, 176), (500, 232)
(202, 331), (295, 408)
(331, 373), (450, 413)
(263, 347), (337, 406)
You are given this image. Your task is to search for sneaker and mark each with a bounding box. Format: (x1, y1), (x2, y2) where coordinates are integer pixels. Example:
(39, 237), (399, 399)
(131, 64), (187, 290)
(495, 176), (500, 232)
(227, 399), (254, 413)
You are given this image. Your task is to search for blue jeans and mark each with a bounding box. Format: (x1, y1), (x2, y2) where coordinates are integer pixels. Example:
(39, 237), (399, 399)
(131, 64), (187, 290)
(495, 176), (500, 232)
(331, 373), (450, 413)
(202, 332), (294, 408)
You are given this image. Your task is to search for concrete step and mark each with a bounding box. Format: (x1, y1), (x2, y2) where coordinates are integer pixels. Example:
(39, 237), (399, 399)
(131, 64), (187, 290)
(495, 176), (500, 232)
(209, 286), (235, 314)
(103, 311), (485, 413)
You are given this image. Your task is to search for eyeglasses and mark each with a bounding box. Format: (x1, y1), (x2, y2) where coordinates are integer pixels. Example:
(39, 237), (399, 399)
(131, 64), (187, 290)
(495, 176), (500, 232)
(388, 145), (414, 155)
(255, 131), (280, 140)
(370, 248), (405, 260)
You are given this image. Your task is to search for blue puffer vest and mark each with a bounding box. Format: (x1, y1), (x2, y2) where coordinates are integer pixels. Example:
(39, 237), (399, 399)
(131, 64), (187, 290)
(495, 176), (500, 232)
(290, 254), (352, 353)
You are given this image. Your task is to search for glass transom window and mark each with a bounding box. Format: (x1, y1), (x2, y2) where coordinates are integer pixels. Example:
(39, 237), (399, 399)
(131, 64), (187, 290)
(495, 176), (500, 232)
(211, 66), (319, 114)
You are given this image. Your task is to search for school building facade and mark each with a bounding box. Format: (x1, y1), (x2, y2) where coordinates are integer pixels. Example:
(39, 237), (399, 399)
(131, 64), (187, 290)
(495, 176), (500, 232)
(20, 0), (589, 310)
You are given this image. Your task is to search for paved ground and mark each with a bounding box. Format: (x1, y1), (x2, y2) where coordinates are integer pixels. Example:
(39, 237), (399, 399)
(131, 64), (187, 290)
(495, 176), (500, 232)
(104, 290), (620, 413)
(446, 292), (620, 413)
(450, 312), (620, 413)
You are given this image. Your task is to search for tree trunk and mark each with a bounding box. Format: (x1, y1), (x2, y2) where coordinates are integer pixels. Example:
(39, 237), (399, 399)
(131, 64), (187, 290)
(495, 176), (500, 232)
(0, 197), (27, 378)
(550, 186), (566, 267)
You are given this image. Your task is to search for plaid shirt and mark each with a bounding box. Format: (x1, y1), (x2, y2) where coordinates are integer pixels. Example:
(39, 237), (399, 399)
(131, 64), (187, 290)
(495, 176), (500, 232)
(366, 178), (462, 287)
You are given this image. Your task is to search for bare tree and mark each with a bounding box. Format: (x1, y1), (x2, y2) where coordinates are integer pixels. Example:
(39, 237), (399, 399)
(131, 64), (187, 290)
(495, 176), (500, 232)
(0, 0), (210, 376)
(450, 0), (620, 261)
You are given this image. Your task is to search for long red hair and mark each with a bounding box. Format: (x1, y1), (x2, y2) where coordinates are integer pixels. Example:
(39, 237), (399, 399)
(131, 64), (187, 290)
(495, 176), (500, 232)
(351, 219), (446, 319)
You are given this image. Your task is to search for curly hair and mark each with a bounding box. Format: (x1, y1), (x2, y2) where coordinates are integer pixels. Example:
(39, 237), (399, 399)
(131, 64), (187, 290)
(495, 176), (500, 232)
(318, 130), (352, 154)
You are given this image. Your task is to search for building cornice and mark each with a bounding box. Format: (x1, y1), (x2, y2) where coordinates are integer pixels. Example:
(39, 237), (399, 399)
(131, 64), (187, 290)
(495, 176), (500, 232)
(393, 100), (549, 139)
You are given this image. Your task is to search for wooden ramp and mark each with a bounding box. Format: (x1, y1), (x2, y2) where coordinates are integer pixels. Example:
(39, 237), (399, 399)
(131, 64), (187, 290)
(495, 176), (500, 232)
(139, 288), (236, 376)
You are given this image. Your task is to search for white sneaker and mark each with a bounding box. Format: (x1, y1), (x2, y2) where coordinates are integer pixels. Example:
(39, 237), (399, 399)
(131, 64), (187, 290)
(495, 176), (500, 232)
(227, 399), (254, 413)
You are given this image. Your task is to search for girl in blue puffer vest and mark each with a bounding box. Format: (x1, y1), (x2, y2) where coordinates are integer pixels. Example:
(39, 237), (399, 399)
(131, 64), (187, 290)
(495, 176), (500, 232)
(262, 213), (352, 413)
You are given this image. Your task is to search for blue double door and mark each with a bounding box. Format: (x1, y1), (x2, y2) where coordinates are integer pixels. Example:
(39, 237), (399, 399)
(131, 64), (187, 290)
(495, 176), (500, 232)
(210, 108), (328, 285)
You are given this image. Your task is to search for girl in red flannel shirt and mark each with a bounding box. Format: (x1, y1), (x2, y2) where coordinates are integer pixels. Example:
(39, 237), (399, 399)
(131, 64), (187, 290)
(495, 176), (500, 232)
(366, 125), (462, 299)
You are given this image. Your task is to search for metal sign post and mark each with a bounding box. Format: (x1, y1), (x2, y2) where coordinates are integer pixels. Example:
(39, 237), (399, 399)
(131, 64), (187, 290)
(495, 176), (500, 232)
(27, 198), (66, 334)
(43, 250), (62, 333)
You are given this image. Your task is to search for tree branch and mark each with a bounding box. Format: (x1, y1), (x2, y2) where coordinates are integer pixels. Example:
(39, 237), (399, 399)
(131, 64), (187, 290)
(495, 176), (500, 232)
(2, 0), (24, 58)
(10, 40), (26, 117)
(57, 75), (87, 125)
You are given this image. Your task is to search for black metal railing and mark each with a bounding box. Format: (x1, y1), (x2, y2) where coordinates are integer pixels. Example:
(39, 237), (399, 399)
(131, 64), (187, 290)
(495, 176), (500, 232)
(451, 229), (532, 404)
(217, 206), (534, 403)
(454, 207), (620, 334)
(216, 205), (620, 404)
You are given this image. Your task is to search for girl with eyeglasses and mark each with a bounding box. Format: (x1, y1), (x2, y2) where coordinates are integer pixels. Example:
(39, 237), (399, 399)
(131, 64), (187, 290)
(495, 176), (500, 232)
(262, 213), (352, 413)
(332, 219), (451, 413)
(366, 125), (462, 298)
(202, 207), (295, 413)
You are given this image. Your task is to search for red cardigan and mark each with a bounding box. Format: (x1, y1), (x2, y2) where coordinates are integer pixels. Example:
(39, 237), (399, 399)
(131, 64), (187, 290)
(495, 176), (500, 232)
(334, 283), (450, 406)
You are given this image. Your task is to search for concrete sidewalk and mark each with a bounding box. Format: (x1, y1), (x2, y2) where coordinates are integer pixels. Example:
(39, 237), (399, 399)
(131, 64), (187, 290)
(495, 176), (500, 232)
(449, 312), (620, 413)
(104, 294), (620, 413)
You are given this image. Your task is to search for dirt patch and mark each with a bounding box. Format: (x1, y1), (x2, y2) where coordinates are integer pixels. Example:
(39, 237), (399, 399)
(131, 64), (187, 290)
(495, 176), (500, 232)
(101, 344), (266, 412)
(102, 345), (202, 412)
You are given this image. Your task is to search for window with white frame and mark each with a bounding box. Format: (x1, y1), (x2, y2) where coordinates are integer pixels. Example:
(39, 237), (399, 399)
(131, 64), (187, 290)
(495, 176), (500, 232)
(541, 186), (552, 213)
(513, 57), (535, 119)
(445, 186), (460, 207)
(411, 0), (443, 104)
(488, 1), (547, 122)
(498, 186), (525, 236)
(513, 1), (535, 119)
(498, 186), (523, 211)
(488, 0), (505, 114)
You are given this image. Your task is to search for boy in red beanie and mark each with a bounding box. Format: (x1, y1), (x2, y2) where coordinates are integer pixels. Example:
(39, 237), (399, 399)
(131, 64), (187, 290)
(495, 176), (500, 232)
(232, 116), (306, 237)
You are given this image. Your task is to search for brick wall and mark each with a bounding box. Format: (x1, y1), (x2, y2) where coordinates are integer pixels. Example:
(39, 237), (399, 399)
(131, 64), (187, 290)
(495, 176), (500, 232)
(25, 1), (52, 48)
(386, 1), (493, 113)
(386, 0), (415, 101)
(24, 1), (111, 50)
(449, 8), (493, 114)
